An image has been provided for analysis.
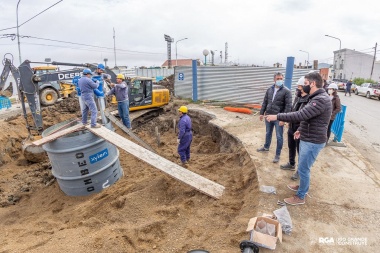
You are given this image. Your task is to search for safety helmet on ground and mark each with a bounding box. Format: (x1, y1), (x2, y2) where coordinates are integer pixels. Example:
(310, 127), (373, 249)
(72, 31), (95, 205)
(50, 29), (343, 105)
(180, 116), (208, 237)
(178, 106), (188, 113)
(328, 83), (338, 90)
(116, 74), (125, 80)
(297, 77), (305, 86)
(97, 63), (105, 70)
(83, 69), (92, 75)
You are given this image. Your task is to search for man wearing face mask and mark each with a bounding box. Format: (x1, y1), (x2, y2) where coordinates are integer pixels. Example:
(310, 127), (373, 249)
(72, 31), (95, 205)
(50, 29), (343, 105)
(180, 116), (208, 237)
(257, 72), (292, 163)
(280, 77), (310, 182)
(326, 83), (341, 144)
(265, 72), (332, 205)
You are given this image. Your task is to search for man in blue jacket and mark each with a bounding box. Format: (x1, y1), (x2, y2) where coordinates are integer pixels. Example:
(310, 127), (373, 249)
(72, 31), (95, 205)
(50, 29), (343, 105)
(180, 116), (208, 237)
(266, 72), (332, 205)
(78, 69), (101, 128)
(106, 74), (131, 129)
(177, 106), (192, 167)
(257, 72), (292, 163)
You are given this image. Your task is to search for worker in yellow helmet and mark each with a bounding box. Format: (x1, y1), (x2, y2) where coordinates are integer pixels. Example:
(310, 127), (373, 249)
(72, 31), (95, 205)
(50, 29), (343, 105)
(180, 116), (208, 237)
(106, 73), (131, 129)
(177, 106), (192, 167)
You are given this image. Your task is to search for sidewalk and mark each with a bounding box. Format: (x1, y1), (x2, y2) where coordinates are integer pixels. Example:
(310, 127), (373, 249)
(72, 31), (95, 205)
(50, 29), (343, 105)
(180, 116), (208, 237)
(188, 104), (380, 253)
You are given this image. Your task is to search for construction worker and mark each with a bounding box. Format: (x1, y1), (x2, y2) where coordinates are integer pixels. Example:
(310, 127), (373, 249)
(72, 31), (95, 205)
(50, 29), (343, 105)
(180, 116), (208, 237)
(106, 73), (131, 129)
(79, 69), (101, 128)
(177, 106), (192, 166)
(93, 63), (111, 80)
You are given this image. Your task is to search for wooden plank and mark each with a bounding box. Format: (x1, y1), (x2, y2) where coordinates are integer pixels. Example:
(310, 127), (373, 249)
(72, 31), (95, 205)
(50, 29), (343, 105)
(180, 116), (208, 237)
(86, 125), (225, 199)
(32, 124), (85, 146)
(104, 109), (156, 153)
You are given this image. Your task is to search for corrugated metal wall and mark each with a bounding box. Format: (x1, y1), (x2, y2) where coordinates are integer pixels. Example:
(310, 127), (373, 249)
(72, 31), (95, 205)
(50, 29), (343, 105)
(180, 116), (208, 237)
(135, 68), (174, 78)
(119, 68), (174, 78)
(174, 66), (310, 103)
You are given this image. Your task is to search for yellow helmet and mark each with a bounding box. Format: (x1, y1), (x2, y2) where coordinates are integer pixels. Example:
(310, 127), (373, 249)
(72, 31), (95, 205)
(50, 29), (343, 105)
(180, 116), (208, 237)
(116, 74), (125, 80)
(178, 106), (188, 113)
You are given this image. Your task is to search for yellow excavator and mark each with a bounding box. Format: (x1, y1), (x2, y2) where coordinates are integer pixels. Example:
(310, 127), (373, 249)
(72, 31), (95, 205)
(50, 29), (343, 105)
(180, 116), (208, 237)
(0, 57), (170, 162)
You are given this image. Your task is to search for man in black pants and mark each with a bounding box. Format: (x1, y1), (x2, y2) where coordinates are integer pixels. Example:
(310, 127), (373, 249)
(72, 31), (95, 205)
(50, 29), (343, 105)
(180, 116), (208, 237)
(280, 77), (309, 181)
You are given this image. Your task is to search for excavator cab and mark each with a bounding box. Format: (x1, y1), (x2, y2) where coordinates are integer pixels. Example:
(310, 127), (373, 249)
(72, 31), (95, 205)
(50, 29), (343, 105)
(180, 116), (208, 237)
(129, 78), (153, 106)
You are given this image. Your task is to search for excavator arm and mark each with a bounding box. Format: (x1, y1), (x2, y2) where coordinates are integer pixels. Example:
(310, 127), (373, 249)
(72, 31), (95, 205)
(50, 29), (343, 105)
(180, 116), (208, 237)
(1, 58), (44, 133)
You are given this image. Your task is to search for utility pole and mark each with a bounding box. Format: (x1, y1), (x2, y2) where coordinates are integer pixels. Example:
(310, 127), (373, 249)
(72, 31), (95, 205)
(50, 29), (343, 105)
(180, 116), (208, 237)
(113, 27), (117, 67)
(370, 42), (377, 80)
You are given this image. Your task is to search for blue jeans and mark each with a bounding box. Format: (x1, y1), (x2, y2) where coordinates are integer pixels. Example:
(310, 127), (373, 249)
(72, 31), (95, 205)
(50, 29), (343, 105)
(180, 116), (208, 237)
(297, 140), (325, 199)
(264, 120), (283, 156)
(118, 100), (131, 128)
(81, 93), (98, 127)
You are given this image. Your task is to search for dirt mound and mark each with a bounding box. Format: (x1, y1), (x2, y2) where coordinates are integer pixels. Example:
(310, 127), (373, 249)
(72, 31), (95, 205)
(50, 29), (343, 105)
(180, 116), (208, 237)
(0, 103), (259, 252)
(157, 74), (174, 95)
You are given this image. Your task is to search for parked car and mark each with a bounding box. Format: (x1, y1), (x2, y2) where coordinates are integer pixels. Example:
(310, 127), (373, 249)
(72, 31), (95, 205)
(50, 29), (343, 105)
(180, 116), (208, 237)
(333, 79), (348, 91)
(354, 83), (380, 99)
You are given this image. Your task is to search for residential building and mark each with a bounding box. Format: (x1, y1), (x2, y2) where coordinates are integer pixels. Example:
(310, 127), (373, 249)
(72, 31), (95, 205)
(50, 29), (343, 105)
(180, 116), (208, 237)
(333, 48), (380, 81)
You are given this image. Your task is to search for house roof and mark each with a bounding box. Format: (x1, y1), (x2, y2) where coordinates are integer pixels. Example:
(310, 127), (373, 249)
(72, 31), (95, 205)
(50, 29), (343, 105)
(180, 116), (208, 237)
(161, 59), (199, 67)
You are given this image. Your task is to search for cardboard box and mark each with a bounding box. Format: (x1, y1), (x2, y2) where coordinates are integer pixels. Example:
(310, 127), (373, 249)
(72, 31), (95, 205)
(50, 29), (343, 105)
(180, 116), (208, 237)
(246, 216), (282, 250)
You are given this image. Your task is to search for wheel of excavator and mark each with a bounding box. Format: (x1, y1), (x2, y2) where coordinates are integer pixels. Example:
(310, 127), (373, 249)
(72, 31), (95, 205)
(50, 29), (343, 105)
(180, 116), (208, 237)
(40, 88), (58, 106)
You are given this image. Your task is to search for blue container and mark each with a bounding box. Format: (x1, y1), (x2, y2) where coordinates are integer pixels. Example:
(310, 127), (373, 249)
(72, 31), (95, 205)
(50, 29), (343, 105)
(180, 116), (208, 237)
(42, 120), (123, 196)
(0, 96), (12, 110)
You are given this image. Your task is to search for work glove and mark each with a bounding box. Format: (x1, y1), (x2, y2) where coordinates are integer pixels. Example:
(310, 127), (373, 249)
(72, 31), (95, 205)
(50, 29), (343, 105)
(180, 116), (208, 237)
(177, 139), (180, 144)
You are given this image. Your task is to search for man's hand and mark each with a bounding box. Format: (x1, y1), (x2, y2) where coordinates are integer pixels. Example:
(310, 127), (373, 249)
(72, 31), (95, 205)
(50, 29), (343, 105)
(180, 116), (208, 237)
(265, 115), (278, 122)
(294, 131), (300, 139)
(177, 139), (180, 144)
(279, 121), (285, 126)
(110, 83), (115, 87)
(259, 115), (264, 121)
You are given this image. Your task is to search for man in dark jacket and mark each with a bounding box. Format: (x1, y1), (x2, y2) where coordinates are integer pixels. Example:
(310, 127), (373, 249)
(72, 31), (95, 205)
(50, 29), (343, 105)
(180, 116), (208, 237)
(345, 80), (353, 96)
(257, 72), (292, 163)
(280, 77), (310, 182)
(266, 72), (332, 205)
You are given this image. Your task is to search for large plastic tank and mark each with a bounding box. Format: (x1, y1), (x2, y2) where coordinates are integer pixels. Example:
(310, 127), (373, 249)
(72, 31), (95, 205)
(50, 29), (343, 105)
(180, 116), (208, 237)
(42, 120), (123, 196)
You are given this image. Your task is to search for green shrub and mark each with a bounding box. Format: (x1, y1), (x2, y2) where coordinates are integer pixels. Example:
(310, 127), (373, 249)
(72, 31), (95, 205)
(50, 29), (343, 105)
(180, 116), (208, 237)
(353, 78), (375, 86)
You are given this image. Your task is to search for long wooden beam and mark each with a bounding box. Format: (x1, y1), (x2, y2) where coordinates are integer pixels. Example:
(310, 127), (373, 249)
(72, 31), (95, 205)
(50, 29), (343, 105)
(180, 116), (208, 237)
(86, 125), (225, 199)
(32, 124), (85, 146)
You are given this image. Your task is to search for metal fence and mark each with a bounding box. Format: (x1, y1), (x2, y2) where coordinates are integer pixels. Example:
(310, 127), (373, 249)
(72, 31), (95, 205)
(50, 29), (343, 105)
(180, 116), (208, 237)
(174, 66), (310, 103)
(119, 68), (174, 79)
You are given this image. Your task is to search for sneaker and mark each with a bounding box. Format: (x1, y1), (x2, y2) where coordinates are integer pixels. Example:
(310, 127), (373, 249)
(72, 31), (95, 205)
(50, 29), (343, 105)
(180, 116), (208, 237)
(82, 122), (88, 126)
(91, 123), (102, 128)
(273, 155), (280, 163)
(287, 184), (299, 192)
(280, 162), (295, 170)
(291, 171), (299, 181)
(284, 195), (305, 205)
(257, 147), (269, 152)
(180, 161), (188, 168)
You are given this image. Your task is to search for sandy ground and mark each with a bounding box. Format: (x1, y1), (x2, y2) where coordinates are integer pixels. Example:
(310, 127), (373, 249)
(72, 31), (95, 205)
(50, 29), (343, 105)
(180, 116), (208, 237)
(0, 100), (258, 252)
(0, 99), (379, 252)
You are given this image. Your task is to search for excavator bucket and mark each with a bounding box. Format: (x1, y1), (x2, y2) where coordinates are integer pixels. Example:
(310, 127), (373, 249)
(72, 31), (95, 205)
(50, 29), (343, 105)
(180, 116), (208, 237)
(22, 137), (47, 163)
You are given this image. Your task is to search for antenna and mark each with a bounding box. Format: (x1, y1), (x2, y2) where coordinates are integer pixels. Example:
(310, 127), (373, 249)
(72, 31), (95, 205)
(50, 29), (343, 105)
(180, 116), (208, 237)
(225, 42), (228, 63)
(113, 27), (117, 67)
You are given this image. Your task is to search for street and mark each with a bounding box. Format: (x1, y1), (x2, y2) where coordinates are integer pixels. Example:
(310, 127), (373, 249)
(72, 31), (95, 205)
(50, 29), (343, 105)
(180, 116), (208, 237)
(338, 91), (380, 172)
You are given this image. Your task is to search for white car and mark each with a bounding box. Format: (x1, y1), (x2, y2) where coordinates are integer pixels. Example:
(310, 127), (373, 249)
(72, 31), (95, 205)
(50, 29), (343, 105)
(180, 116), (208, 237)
(354, 83), (380, 99)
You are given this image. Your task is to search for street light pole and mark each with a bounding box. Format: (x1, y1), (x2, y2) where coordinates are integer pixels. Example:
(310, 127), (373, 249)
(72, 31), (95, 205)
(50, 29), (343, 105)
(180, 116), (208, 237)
(175, 38), (188, 67)
(299, 50), (309, 68)
(325, 35), (342, 78)
(16, 0), (22, 65)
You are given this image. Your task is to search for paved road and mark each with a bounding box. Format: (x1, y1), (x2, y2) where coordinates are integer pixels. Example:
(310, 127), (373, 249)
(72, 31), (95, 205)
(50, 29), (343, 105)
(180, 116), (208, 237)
(338, 91), (380, 172)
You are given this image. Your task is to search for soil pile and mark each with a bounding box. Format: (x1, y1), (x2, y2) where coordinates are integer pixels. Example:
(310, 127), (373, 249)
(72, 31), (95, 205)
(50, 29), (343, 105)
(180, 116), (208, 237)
(0, 102), (259, 252)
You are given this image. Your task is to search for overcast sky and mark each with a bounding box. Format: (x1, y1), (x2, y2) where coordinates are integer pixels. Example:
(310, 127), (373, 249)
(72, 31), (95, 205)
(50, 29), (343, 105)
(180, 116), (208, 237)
(1, 0), (379, 68)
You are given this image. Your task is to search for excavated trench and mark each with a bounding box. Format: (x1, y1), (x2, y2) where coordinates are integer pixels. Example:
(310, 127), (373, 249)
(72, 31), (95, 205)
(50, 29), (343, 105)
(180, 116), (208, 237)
(0, 102), (260, 252)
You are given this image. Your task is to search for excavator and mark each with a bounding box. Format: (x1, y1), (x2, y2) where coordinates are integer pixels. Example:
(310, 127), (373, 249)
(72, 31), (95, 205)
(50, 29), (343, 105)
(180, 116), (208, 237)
(0, 55), (170, 162)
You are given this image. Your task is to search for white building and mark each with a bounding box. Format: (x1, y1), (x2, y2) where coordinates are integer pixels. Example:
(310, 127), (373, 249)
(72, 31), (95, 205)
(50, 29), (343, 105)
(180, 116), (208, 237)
(333, 48), (380, 81)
